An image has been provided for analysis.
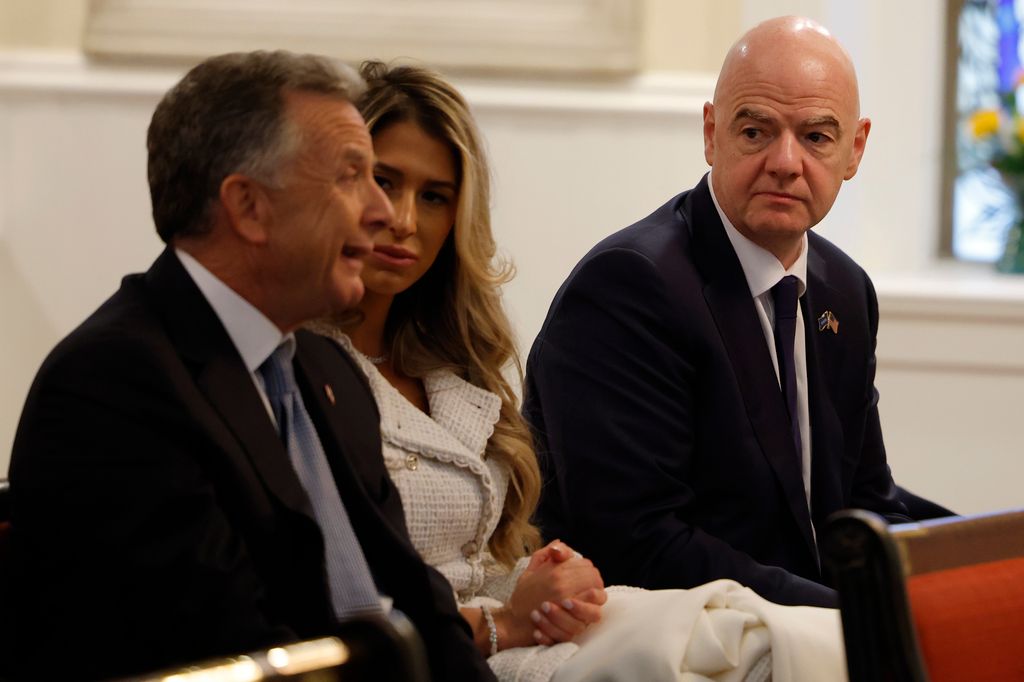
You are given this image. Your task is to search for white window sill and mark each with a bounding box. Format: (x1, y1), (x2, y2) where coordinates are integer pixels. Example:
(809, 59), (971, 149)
(874, 259), (1024, 321)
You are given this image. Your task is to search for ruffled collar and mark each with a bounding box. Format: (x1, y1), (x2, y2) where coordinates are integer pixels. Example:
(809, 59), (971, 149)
(424, 371), (502, 459)
(314, 328), (501, 460)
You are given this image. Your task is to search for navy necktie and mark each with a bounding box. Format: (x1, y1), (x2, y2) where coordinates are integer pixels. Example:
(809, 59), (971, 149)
(259, 342), (381, 619)
(771, 275), (802, 458)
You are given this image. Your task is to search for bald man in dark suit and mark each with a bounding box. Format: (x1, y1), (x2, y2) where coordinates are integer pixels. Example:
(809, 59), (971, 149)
(525, 18), (910, 609)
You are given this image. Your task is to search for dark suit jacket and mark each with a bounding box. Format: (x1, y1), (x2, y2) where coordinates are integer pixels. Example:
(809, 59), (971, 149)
(3, 249), (494, 681)
(524, 176), (909, 608)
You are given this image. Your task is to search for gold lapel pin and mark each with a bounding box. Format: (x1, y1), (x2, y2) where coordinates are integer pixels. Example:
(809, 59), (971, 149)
(324, 384), (336, 405)
(817, 310), (839, 334)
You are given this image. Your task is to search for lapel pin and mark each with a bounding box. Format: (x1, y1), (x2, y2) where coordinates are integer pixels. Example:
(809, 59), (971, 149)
(324, 384), (336, 405)
(817, 310), (839, 334)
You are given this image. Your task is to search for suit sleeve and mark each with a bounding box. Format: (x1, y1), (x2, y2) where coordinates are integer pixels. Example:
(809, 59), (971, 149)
(846, 271), (911, 524)
(526, 247), (836, 607)
(9, 337), (295, 679)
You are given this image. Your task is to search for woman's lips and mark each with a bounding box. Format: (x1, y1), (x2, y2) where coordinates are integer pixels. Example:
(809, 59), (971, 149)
(371, 244), (419, 267)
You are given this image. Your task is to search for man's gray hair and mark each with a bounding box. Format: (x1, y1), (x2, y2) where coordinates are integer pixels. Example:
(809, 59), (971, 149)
(147, 50), (364, 243)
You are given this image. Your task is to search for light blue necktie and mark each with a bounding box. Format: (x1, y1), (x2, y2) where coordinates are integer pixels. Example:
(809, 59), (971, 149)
(258, 341), (382, 619)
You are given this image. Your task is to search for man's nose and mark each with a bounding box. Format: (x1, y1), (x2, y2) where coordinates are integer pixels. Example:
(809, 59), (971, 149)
(766, 131), (802, 179)
(362, 179), (395, 235)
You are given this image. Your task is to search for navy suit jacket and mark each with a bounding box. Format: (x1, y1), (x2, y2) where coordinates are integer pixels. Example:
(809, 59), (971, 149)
(4, 249), (494, 681)
(524, 176), (909, 607)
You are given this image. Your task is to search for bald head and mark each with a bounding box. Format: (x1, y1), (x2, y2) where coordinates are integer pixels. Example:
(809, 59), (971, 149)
(714, 16), (860, 117)
(703, 16), (870, 268)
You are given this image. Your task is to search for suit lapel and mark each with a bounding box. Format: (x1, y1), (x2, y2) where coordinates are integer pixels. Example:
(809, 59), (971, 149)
(684, 179), (817, 558)
(803, 245), (847, 524)
(196, 361), (314, 518)
(293, 332), (412, 545)
(144, 249), (314, 519)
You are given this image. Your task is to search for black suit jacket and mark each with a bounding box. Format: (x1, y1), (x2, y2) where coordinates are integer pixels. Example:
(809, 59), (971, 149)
(524, 176), (909, 608)
(4, 249), (494, 681)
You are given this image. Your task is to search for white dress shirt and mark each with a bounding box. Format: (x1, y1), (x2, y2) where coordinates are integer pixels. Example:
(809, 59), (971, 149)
(707, 174), (813, 510)
(175, 248), (287, 424)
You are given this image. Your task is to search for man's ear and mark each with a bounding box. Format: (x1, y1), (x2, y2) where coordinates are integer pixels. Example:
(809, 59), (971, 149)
(219, 173), (272, 244)
(844, 117), (871, 180)
(703, 102), (716, 166)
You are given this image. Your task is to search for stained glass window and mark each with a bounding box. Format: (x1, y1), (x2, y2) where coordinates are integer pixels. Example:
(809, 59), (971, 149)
(953, 0), (1024, 261)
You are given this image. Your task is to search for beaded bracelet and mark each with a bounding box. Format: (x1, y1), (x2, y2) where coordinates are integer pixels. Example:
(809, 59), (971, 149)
(480, 604), (499, 657)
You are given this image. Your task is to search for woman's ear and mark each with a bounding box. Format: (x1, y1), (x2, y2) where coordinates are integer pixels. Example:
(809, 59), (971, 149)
(219, 173), (272, 244)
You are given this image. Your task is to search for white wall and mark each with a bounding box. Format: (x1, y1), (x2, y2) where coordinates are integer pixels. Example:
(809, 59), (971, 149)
(2, 0), (1023, 516)
(0, 0), (87, 49)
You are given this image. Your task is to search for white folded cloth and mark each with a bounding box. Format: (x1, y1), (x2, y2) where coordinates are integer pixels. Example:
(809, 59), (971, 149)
(487, 580), (845, 682)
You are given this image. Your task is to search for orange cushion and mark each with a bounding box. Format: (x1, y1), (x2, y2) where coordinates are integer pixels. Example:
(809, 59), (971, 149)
(907, 557), (1024, 682)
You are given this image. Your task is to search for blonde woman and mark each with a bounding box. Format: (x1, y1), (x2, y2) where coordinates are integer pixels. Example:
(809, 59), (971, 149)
(313, 61), (844, 682)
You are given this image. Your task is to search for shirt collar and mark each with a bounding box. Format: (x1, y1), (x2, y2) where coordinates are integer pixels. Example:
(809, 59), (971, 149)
(175, 248), (290, 370)
(707, 170), (808, 299)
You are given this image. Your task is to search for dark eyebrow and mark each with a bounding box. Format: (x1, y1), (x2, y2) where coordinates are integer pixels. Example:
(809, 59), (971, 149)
(374, 161), (458, 192)
(733, 109), (844, 135)
(734, 108), (774, 124)
(803, 115), (842, 134)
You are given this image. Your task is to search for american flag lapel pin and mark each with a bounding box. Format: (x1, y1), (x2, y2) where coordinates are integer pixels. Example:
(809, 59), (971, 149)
(817, 310), (839, 334)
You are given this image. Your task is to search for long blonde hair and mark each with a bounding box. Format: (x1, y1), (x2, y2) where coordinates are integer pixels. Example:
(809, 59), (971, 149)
(357, 61), (540, 566)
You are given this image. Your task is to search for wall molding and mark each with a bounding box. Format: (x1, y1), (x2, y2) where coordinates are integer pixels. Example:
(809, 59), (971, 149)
(875, 265), (1024, 322)
(0, 50), (176, 97)
(874, 265), (1024, 374)
(84, 0), (643, 75)
(0, 51), (715, 116)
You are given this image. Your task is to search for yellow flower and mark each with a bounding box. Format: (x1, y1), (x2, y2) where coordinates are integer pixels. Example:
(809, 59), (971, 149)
(970, 109), (1000, 138)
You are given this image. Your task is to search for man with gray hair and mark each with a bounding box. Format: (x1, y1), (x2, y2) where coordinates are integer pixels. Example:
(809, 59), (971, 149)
(5, 51), (496, 681)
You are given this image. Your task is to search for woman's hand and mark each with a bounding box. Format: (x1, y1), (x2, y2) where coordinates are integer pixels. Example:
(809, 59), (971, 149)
(499, 539), (607, 648)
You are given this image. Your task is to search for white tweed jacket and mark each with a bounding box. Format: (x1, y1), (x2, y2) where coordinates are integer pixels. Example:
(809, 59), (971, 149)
(324, 332), (523, 605)
(321, 332), (583, 680)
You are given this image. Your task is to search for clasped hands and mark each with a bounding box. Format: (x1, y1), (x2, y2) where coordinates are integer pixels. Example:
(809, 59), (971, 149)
(501, 539), (607, 648)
